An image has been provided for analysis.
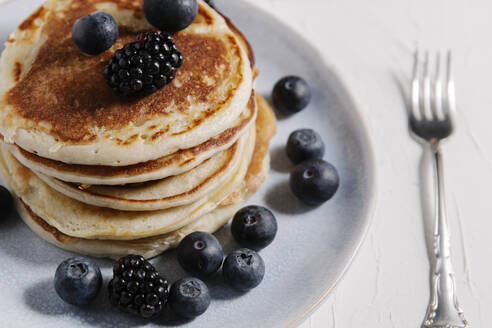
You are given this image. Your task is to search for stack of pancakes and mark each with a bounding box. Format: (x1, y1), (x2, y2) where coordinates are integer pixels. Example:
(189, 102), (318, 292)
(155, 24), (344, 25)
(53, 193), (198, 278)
(0, 0), (275, 259)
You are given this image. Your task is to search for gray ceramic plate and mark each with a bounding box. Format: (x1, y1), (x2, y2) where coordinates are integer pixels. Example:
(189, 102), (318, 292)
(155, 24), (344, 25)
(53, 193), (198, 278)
(0, 0), (376, 327)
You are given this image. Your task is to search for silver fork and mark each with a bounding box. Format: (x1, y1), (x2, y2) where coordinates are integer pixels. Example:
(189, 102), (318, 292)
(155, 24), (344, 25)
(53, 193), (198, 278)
(409, 50), (468, 328)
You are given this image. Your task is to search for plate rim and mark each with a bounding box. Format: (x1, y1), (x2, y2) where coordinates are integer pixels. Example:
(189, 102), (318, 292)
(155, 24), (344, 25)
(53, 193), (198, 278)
(227, 1), (378, 326)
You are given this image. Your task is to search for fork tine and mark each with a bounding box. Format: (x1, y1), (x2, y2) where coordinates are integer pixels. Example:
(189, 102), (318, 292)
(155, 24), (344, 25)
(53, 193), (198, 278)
(422, 51), (432, 120)
(408, 49), (454, 142)
(445, 50), (456, 117)
(433, 52), (443, 120)
(411, 50), (420, 120)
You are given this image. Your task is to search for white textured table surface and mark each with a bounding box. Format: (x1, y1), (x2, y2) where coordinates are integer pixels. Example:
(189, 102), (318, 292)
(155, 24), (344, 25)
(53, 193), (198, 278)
(245, 0), (492, 327)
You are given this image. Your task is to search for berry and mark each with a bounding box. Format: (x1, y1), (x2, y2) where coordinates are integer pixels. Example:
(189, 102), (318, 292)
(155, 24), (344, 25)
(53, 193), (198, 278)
(286, 129), (325, 164)
(143, 0), (198, 33)
(108, 255), (169, 319)
(54, 257), (102, 305)
(177, 231), (224, 277)
(169, 277), (211, 318)
(290, 159), (339, 206)
(272, 76), (311, 115)
(103, 31), (183, 97)
(231, 206), (277, 250)
(0, 185), (13, 219)
(72, 11), (118, 55)
(222, 249), (265, 292)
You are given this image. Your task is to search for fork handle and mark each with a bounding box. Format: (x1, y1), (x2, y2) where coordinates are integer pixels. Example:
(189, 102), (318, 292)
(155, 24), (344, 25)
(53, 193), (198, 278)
(422, 143), (468, 328)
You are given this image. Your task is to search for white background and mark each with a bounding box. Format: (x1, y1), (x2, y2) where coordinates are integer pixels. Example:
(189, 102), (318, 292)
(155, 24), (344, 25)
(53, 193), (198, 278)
(246, 0), (492, 327)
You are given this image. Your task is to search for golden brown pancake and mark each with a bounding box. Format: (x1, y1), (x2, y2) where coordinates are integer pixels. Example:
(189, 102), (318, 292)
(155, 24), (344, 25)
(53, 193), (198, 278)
(0, 0), (253, 166)
(8, 92), (257, 185)
(34, 124), (255, 211)
(0, 96), (277, 258)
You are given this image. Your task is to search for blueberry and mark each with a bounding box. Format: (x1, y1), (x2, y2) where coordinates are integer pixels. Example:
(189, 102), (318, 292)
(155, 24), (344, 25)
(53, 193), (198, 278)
(272, 76), (311, 115)
(177, 231), (224, 277)
(0, 185), (13, 219)
(222, 248), (265, 292)
(54, 257), (102, 305)
(290, 159), (339, 206)
(72, 11), (119, 55)
(143, 0), (198, 33)
(286, 129), (325, 164)
(169, 277), (211, 318)
(231, 206), (277, 250)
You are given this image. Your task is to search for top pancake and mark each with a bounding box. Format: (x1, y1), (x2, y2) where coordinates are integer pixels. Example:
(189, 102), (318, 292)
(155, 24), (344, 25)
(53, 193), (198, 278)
(6, 93), (256, 185)
(0, 0), (253, 166)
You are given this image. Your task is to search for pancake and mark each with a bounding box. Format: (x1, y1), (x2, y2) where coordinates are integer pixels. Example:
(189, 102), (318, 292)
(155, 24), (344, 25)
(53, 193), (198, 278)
(15, 199), (243, 259)
(34, 124), (254, 211)
(0, 95), (276, 259)
(6, 93), (257, 185)
(15, 153), (270, 259)
(0, 97), (276, 240)
(244, 94), (277, 194)
(0, 125), (254, 240)
(0, 0), (253, 166)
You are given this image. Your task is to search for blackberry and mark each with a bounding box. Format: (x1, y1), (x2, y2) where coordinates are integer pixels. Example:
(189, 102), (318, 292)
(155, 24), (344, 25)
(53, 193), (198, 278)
(103, 31), (183, 97)
(108, 255), (169, 319)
